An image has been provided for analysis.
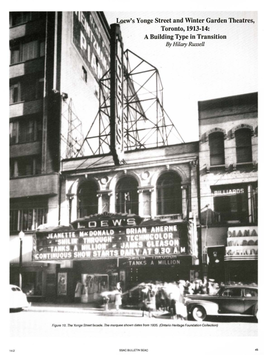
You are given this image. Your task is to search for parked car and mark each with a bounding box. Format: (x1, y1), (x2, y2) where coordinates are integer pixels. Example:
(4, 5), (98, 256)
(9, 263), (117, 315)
(10, 284), (31, 312)
(185, 284), (258, 321)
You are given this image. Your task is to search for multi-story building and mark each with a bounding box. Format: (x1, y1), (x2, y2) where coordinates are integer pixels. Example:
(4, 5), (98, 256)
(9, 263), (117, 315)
(10, 12), (200, 303)
(9, 11), (111, 301)
(198, 93), (258, 284)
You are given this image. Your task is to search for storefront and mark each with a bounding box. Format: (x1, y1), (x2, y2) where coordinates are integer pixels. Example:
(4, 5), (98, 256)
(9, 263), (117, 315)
(9, 232), (59, 302)
(201, 225), (258, 285)
(200, 179), (258, 285)
(224, 226), (258, 284)
(211, 183), (258, 225)
(33, 213), (198, 302)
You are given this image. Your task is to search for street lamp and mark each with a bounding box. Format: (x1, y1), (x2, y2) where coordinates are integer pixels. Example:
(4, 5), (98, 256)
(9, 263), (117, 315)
(18, 231), (25, 289)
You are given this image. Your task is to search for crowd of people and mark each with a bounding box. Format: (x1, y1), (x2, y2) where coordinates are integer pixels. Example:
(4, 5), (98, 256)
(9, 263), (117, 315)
(139, 281), (186, 319)
(97, 277), (221, 319)
(100, 282), (123, 311)
(127, 278), (221, 319)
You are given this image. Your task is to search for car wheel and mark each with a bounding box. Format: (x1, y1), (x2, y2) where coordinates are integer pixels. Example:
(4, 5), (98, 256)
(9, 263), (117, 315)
(192, 306), (207, 321)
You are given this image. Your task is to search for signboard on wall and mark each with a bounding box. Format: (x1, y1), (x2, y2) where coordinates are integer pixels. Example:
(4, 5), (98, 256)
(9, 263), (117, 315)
(213, 188), (245, 196)
(110, 24), (124, 165)
(73, 12), (110, 82)
(33, 217), (188, 262)
(225, 226), (258, 261)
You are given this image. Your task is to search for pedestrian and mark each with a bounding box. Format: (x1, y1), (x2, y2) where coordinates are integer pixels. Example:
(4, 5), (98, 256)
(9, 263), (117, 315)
(159, 285), (168, 311)
(100, 291), (110, 311)
(114, 282), (122, 311)
(156, 284), (166, 311)
(176, 281), (187, 321)
(74, 280), (83, 303)
(168, 282), (180, 319)
(193, 272), (203, 294)
(141, 285), (150, 316)
(162, 282), (170, 311)
(143, 285), (156, 318)
(185, 281), (193, 295)
(81, 276), (89, 303)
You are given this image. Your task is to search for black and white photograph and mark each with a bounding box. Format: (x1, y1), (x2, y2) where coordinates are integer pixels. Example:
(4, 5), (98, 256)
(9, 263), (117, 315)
(6, 3), (262, 355)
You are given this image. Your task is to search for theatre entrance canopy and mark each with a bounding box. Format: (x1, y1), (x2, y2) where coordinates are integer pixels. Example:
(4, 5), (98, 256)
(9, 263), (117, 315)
(33, 213), (198, 263)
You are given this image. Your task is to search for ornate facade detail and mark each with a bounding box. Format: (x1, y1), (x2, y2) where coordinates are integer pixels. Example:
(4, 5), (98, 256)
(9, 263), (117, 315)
(231, 124), (254, 138)
(204, 127), (227, 142)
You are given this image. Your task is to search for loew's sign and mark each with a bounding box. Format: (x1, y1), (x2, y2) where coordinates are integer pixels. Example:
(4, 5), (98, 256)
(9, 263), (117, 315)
(32, 216), (188, 262)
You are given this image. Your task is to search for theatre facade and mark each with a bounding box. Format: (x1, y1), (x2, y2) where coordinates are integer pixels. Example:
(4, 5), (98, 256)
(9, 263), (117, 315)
(36, 142), (200, 302)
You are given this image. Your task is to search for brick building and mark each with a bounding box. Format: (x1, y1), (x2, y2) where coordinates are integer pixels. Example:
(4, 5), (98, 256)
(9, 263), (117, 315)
(198, 92), (258, 284)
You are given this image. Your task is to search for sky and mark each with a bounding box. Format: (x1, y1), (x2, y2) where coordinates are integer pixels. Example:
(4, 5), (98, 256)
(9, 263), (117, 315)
(105, 11), (258, 143)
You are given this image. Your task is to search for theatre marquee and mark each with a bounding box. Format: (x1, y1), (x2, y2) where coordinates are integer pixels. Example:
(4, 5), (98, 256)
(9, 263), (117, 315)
(32, 214), (190, 262)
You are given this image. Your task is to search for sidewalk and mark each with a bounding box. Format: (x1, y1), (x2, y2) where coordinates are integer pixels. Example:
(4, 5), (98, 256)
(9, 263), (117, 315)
(25, 302), (173, 318)
(26, 302), (145, 317)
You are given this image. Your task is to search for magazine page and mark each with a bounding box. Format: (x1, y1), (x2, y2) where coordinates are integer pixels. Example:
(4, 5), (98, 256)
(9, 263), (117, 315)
(6, 3), (262, 355)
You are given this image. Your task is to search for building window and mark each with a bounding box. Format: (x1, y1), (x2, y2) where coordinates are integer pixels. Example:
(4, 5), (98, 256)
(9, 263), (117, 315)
(77, 180), (98, 218)
(10, 156), (41, 178)
(21, 209), (34, 231)
(209, 132), (225, 166)
(10, 12), (46, 27)
(10, 12), (32, 26)
(9, 121), (19, 144)
(10, 46), (20, 65)
(10, 208), (47, 232)
(10, 83), (21, 104)
(116, 176), (138, 214)
(18, 120), (35, 143)
(10, 40), (45, 65)
(82, 66), (87, 82)
(10, 210), (19, 232)
(235, 128), (252, 163)
(213, 185), (249, 223)
(10, 76), (44, 104)
(21, 40), (38, 61)
(10, 118), (42, 144)
(157, 172), (182, 215)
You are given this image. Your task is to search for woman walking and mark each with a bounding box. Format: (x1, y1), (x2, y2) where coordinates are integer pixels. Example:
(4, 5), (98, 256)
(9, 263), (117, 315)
(114, 282), (122, 311)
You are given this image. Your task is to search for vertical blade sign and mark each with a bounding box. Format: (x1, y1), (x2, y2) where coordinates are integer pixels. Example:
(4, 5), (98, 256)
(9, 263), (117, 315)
(110, 24), (124, 165)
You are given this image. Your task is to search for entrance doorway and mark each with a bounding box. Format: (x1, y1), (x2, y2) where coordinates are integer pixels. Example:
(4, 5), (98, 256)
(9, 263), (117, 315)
(207, 246), (225, 283)
(81, 274), (108, 302)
